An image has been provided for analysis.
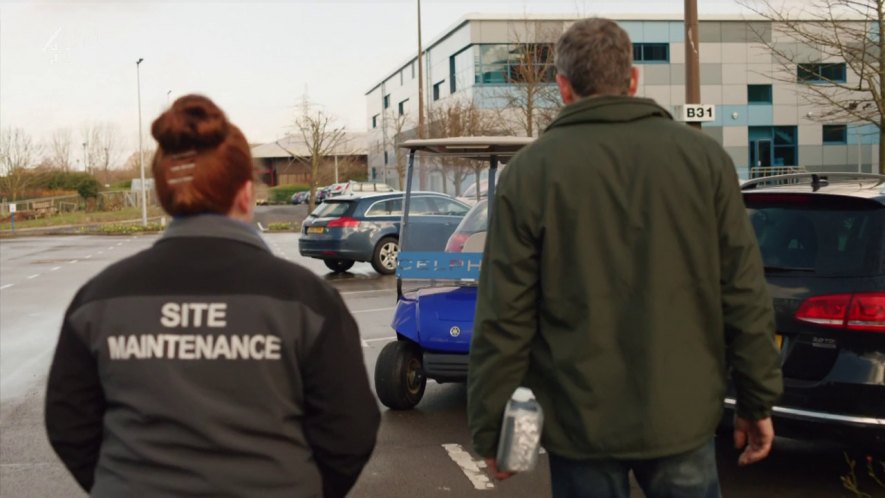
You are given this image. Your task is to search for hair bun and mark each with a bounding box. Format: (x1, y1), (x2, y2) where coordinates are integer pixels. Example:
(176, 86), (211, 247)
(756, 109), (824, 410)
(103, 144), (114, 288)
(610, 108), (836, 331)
(151, 94), (230, 152)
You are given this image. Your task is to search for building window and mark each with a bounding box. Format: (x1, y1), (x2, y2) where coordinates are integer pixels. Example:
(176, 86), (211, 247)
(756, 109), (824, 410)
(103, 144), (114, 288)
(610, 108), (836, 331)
(475, 43), (555, 85)
(411, 61), (415, 79)
(822, 124), (848, 144)
(433, 81), (444, 101)
(450, 55), (457, 93)
(633, 43), (669, 63)
(384, 150), (389, 165)
(747, 84), (772, 104)
(400, 70), (404, 86)
(371, 114), (379, 129)
(398, 98), (409, 116)
(383, 94), (390, 109)
(797, 63), (846, 83)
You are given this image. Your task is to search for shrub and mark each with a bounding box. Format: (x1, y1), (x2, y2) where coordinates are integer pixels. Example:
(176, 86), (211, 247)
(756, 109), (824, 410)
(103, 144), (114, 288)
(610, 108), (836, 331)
(269, 183), (310, 204)
(265, 222), (293, 231)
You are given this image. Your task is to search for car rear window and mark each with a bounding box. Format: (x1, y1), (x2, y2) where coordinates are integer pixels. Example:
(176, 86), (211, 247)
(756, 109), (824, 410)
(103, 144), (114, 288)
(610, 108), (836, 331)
(745, 194), (885, 276)
(311, 200), (353, 218)
(456, 200), (488, 234)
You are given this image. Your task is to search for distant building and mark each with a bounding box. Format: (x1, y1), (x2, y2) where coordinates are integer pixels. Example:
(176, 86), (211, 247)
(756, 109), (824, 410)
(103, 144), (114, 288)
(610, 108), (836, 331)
(250, 132), (368, 186)
(366, 13), (878, 186)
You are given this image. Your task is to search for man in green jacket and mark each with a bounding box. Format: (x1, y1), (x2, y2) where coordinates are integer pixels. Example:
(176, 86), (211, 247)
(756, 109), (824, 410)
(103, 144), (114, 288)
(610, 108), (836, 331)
(467, 17), (782, 498)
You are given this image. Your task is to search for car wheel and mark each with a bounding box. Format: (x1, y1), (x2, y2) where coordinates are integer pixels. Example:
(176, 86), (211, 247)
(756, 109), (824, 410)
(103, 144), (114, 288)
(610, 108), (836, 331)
(374, 341), (426, 410)
(324, 259), (355, 273)
(371, 237), (399, 275)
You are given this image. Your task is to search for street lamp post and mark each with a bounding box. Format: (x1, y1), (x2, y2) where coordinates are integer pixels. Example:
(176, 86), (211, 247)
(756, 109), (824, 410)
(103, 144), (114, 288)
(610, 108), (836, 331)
(136, 58), (147, 227)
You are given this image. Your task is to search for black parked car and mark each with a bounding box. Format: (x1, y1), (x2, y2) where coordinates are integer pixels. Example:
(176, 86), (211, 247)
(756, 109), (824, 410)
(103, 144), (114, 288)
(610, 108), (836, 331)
(299, 192), (470, 274)
(732, 172), (884, 450)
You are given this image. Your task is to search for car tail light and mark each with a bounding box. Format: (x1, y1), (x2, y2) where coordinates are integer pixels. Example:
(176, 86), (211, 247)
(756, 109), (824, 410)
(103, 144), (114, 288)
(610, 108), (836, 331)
(445, 232), (469, 252)
(327, 216), (360, 229)
(796, 293), (885, 332)
(847, 293), (885, 332)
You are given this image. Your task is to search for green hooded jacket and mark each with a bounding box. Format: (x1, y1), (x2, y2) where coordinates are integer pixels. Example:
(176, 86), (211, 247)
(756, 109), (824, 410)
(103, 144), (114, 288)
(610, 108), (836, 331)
(467, 96), (783, 460)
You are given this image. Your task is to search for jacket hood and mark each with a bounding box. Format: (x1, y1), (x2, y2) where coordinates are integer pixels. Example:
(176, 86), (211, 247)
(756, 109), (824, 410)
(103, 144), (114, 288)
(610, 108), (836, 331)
(546, 96), (673, 130)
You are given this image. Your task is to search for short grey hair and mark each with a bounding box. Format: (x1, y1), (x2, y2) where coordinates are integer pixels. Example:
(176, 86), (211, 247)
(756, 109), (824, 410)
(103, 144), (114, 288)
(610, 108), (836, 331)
(554, 18), (633, 98)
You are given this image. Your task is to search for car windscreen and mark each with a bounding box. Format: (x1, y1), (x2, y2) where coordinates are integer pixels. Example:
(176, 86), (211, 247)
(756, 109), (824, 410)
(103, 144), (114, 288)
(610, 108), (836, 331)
(310, 200), (353, 218)
(745, 194), (885, 277)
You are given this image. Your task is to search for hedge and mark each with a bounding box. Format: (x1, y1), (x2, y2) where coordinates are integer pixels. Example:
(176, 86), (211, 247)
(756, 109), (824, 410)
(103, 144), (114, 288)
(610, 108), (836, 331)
(269, 183), (310, 203)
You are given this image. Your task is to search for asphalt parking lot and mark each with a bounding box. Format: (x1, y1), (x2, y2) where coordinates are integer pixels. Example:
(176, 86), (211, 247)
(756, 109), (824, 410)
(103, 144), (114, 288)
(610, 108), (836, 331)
(0, 211), (881, 497)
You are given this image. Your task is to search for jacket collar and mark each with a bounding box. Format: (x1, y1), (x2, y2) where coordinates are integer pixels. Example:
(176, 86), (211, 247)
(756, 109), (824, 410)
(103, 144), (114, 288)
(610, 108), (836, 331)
(546, 95), (673, 131)
(161, 214), (270, 252)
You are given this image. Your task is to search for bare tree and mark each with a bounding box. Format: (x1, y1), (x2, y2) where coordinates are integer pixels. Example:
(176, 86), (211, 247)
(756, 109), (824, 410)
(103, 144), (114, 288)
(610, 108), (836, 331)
(739, 0), (884, 173)
(81, 123), (124, 183)
(427, 98), (501, 195)
(49, 128), (74, 171)
(385, 111), (414, 190)
(488, 20), (564, 137)
(0, 128), (44, 201)
(294, 99), (346, 211)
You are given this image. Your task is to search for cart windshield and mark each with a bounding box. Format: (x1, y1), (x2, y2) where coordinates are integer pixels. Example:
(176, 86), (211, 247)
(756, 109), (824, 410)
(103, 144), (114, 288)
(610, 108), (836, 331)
(395, 137), (533, 285)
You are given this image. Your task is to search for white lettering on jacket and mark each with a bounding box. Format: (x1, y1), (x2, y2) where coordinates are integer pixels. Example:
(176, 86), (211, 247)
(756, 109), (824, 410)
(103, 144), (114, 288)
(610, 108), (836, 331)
(107, 334), (282, 361)
(160, 302), (227, 328)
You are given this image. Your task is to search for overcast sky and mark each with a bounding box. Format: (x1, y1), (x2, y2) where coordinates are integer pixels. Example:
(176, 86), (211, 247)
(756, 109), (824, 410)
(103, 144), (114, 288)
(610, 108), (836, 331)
(1, 0), (764, 156)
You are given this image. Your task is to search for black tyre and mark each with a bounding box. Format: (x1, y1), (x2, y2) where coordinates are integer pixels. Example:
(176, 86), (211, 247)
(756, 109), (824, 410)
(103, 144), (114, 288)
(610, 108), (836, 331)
(374, 341), (426, 410)
(371, 237), (399, 275)
(324, 259), (355, 273)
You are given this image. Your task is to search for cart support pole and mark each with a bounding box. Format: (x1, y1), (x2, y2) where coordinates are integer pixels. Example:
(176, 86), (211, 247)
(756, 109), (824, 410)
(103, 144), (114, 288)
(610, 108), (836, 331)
(487, 154), (498, 219)
(397, 149), (417, 298)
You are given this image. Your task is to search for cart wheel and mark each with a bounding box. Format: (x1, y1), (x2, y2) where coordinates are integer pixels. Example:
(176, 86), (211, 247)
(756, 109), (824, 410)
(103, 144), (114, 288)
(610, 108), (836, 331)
(371, 237), (399, 275)
(324, 259), (355, 273)
(375, 341), (426, 410)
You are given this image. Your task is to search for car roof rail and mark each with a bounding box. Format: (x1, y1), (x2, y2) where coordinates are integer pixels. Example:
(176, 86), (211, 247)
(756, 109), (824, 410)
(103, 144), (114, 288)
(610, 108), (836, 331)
(740, 172), (885, 191)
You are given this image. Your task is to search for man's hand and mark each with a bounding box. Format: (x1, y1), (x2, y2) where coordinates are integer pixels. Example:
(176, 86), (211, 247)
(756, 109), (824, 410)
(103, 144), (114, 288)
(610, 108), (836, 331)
(485, 458), (515, 481)
(733, 416), (774, 466)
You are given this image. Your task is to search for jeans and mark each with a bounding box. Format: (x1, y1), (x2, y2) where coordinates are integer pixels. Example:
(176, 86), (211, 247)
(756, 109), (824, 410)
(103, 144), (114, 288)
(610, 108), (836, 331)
(548, 440), (721, 498)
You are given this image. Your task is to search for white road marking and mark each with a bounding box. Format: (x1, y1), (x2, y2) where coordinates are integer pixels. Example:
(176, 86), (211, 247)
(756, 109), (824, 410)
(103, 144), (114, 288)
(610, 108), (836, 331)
(27, 274), (40, 279)
(85, 255), (92, 259)
(97, 251), (103, 255)
(257, 222), (266, 232)
(51, 266), (61, 271)
(364, 337), (396, 343)
(108, 247), (116, 251)
(351, 307), (396, 314)
(442, 444), (495, 490)
(69, 260), (79, 264)
(0, 284), (13, 290)
(360, 339), (369, 348)
(340, 289), (395, 296)
(116, 242), (123, 246)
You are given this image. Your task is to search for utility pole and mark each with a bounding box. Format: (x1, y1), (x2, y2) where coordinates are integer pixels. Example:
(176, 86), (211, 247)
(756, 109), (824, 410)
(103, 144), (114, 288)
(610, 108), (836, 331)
(416, 0), (427, 189)
(685, 0), (701, 130)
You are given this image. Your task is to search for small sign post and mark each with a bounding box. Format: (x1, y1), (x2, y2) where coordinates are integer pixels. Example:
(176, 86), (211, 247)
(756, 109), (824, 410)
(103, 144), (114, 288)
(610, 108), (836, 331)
(9, 203), (16, 232)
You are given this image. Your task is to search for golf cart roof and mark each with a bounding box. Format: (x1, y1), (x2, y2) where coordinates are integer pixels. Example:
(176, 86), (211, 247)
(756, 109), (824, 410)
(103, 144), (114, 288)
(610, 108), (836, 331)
(399, 136), (534, 158)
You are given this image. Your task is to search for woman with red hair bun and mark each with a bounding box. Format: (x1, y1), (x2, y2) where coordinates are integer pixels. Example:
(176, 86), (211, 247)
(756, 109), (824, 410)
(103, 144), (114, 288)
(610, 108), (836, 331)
(45, 95), (380, 498)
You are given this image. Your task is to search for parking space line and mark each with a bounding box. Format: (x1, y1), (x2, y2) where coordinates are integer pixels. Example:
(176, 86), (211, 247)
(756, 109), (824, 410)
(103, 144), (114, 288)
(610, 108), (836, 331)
(51, 266), (61, 271)
(0, 284), (13, 291)
(351, 307), (396, 314)
(69, 260), (79, 264)
(441, 444), (495, 490)
(85, 255), (92, 259)
(360, 339), (369, 348)
(363, 337), (396, 343)
(27, 274), (40, 279)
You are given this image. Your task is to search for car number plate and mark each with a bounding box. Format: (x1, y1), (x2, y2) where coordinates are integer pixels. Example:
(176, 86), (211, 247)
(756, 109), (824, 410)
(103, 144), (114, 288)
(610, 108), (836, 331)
(306, 226), (325, 234)
(775, 334), (783, 350)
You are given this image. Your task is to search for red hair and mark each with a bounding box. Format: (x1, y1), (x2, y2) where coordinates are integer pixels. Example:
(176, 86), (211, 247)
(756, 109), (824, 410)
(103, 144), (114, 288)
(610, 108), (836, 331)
(151, 94), (252, 216)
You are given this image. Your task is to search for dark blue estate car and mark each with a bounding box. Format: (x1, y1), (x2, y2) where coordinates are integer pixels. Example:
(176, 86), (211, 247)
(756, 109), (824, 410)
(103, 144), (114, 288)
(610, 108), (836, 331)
(299, 192), (470, 274)
(733, 173), (885, 451)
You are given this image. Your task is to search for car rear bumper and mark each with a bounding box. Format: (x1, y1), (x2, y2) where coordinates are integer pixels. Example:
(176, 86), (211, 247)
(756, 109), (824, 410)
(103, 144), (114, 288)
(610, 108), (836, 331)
(423, 352), (468, 383)
(298, 238), (369, 260)
(723, 397), (885, 450)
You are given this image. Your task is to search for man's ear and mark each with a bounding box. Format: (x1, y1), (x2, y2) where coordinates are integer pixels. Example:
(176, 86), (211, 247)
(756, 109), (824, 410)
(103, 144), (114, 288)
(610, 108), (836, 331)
(556, 73), (576, 104)
(628, 67), (639, 96)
